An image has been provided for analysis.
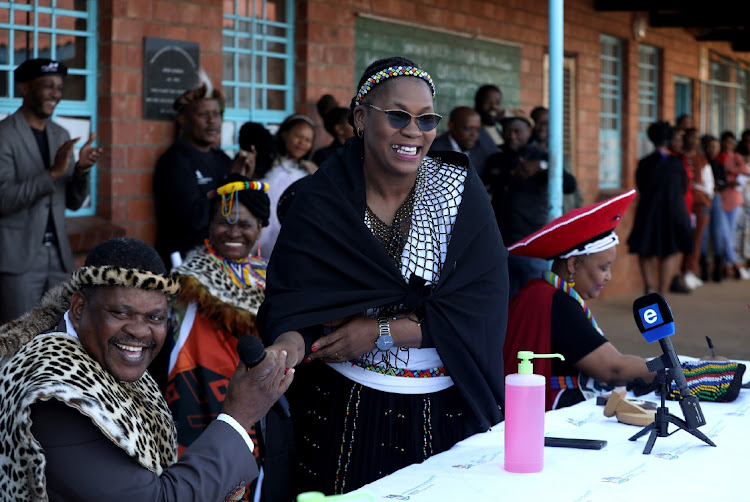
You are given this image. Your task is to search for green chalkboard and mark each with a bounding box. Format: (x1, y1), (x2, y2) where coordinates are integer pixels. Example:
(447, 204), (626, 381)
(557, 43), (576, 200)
(355, 17), (521, 132)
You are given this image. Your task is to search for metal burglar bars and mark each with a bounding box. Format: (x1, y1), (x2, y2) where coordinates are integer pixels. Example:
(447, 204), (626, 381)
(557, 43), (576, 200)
(0, 0), (98, 216)
(221, 0), (294, 156)
(598, 34), (623, 189)
(637, 45), (659, 159)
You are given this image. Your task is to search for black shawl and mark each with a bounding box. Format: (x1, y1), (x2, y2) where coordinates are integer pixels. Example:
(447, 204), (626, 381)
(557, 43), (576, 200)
(258, 138), (509, 430)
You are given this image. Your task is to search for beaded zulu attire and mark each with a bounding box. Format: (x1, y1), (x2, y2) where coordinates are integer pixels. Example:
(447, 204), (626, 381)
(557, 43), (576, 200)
(259, 137), (508, 494)
(166, 241), (286, 500)
(504, 272), (610, 410)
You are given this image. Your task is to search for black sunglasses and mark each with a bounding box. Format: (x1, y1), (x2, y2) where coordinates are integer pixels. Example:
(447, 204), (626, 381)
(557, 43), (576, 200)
(362, 103), (442, 132)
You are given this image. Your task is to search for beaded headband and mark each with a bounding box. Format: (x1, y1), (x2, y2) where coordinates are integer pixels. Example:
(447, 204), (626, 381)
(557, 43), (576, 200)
(354, 65), (436, 105)
(72, 266), (181, 297)
(207, 181), (269, 199)
(207, 181), (269, 224)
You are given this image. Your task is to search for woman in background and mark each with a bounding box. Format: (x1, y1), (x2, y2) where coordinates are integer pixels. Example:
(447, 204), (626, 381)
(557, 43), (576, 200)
(628, 121), (693, 295)
(716, 131), (750, 279)
(312, 106), (355, 166)
(166, 173), (293, 501)
(257, 114), (317, 259)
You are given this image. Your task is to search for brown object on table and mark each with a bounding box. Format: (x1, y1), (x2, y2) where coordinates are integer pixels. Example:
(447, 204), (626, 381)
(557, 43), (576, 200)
(603, 388), (656, 426)
(603, 388), (626, 417)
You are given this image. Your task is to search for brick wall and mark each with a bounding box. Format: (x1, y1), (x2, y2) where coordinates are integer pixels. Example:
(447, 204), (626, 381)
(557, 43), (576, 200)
(86, 0), (224, 256)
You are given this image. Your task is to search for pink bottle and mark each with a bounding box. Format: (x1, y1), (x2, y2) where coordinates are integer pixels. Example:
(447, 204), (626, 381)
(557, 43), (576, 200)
(504, 350), (564, 473)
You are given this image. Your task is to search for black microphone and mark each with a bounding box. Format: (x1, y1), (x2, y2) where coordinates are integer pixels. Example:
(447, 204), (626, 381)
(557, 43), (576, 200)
(632, 292), (705, 430)
(236, 335), (291, 418)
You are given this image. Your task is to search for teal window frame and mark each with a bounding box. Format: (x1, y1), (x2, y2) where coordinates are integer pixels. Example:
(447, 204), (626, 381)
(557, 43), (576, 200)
(0, 0), (99, 217)
(598, 34), (623, 189)
(674, 76), (692, 122)
(222, 0), (294, 155)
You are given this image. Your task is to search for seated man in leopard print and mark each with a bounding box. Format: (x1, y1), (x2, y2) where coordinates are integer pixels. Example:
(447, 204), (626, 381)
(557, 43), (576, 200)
(0, 237), (293, 502)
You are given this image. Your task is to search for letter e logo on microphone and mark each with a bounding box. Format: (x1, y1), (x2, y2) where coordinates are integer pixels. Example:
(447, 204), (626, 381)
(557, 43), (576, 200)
(638, 303), (663, 328)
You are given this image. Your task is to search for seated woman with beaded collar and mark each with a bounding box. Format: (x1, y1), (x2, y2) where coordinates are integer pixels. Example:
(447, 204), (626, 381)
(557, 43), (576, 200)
(504, 190), (655, 411)
(258, 57), (508, 495)
(165, 173), (288, 500)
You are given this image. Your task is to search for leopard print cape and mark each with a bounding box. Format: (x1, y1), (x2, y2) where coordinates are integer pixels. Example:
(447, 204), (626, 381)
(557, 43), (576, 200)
(0, 333), (177, 502)
(171, 246), (266, 334)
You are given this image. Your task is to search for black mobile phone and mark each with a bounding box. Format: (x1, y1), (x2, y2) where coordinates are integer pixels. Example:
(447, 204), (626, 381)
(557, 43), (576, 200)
(544, 437), (607, 450)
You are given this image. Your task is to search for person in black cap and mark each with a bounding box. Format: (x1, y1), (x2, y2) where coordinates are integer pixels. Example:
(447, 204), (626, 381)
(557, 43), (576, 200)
(0, 58), (103, 323)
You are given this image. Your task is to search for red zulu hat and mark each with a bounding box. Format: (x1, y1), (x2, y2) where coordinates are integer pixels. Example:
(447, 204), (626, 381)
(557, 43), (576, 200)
(509, 189), (636, 260)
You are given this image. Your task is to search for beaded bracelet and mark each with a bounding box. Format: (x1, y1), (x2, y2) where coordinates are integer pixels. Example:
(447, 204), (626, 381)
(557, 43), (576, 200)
(391, 311), (423, 327)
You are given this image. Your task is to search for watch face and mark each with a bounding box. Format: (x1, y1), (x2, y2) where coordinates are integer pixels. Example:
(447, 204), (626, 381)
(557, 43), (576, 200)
(376, 334), (395, 351)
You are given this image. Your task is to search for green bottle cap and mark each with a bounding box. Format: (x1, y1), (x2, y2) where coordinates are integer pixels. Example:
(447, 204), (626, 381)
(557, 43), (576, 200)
(516, 351), (565, 374)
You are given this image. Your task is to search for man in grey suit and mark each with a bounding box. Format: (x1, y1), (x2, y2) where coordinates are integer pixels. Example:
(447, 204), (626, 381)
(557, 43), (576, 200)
(0, 58), (102, 323)
(0, 237), (292, 501)
(429, 106), (499, 177)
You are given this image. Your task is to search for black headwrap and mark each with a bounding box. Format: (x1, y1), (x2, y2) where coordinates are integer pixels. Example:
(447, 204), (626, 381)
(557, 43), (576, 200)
(258, 138), (509, 431)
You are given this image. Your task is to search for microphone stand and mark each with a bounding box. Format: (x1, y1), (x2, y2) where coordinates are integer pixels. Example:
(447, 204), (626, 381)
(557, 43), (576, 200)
(628, 356), (715, 454)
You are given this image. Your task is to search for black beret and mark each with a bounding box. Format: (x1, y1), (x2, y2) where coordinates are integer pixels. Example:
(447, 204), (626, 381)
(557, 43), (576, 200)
(14, 58), (68, 83)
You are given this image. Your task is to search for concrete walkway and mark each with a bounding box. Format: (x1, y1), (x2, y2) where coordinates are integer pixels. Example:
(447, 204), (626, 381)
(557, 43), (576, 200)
(592, 277), (750, 361)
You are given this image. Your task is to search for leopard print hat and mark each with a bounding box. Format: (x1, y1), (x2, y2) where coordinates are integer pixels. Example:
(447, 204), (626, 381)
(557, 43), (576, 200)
(0, 238), (180, 357)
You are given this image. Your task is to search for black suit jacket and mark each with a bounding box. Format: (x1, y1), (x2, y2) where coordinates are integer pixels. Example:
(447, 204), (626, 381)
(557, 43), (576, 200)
(429, 131), (498, 177)
(31, 399), (257, 501)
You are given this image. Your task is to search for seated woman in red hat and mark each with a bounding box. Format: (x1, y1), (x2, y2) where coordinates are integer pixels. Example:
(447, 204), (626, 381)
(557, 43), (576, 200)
(503, 190), (654, 410)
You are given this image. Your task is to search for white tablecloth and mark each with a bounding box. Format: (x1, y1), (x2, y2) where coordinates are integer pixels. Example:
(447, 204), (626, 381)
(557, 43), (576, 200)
(353, 362), (750, 500)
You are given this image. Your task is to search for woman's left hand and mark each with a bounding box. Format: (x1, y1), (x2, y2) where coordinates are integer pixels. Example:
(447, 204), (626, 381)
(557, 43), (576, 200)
(308, 317), (377, 363)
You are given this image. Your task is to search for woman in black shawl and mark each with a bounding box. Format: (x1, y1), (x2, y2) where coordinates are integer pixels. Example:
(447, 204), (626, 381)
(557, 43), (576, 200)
(258, 57), (508, 495)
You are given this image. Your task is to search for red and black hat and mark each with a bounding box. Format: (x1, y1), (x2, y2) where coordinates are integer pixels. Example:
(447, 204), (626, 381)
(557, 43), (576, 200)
(509, 189), (636, 260)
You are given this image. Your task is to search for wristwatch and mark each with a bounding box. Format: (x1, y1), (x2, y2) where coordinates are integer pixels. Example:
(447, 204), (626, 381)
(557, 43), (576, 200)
(375, 317), (395, 351)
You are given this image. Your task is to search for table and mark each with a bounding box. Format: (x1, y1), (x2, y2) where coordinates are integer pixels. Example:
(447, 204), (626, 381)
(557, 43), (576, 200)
(352, 363), (750, 501)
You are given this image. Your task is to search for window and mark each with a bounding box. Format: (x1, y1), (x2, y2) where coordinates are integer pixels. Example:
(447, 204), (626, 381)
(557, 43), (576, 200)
(703, 55), (749, 136)
(0, 0), (98, 216)
(598, 35), (623, 189)
(637, 45), (659, 158)
(674, 76), (692, 123)
(737, 68), (747, 135)
(222, 0), (295, 155)
(543, 54), (577, 177)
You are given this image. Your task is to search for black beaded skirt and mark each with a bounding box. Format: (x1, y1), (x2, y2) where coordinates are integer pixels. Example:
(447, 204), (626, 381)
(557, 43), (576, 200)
(286, 361), (479, 495)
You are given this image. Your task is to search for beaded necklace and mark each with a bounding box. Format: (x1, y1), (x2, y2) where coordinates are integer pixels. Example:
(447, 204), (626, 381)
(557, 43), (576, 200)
(364, 176), (419, 266)
(204, 239), (265, 290)
(542, 270), (602, 334)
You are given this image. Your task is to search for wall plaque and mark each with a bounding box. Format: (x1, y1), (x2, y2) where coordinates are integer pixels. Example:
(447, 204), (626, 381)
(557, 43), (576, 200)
(143, 37), (200, 120)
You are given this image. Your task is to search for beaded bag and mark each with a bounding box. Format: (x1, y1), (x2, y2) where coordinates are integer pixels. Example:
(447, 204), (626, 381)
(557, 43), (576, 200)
(667, 360), (746, 402)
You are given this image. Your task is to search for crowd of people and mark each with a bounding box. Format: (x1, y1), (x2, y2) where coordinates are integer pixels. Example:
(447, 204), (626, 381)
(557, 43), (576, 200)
(628, 117), (750, 297)
(0, 55), (746, 501)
